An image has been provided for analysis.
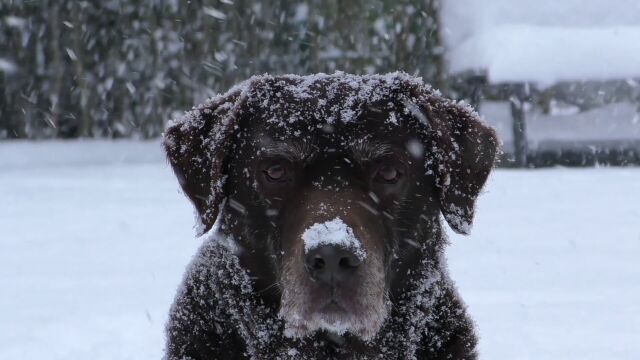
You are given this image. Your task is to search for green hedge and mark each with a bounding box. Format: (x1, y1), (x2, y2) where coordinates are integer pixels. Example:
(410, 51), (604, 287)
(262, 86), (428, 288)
(0, 0), (442, 139)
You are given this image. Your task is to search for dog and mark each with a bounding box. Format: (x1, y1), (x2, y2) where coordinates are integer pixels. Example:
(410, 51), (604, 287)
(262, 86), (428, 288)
(163, 72), (498, 359)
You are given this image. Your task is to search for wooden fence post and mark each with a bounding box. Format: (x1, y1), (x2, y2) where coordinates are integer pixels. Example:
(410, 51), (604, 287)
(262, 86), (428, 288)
(509, 83), (529, 167)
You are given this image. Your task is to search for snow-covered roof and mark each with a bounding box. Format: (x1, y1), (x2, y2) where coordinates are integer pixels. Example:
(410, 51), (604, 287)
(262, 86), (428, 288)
(442, 0), (640, 85)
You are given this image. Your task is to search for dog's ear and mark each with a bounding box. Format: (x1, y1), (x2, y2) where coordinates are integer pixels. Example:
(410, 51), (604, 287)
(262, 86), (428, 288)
(413, 93), (498, 234)
(163, 90), (242, 235)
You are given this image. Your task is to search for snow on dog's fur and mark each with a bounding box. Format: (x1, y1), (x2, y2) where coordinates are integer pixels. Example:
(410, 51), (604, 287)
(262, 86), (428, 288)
(163, 72), (498, 359)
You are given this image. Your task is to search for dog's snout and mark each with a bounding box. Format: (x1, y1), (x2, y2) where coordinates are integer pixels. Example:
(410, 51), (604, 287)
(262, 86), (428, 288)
(305, 245), (361, 285)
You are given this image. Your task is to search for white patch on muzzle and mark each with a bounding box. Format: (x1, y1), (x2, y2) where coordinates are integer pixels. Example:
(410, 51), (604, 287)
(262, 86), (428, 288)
(280, 217), (387, 340)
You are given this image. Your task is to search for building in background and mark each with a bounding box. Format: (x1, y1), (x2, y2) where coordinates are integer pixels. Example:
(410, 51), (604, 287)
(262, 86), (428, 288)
(443, 0), (640, 166)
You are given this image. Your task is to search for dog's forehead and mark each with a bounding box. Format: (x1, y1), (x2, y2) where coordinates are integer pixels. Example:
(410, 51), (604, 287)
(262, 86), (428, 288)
(241, 74), (418, 126)
(234, 74), (428, 159)
(245, 109), (409, 154)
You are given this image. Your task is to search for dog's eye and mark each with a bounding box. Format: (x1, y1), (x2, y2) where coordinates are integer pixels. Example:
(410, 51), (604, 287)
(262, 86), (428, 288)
(264, 164), (286, 181)
(374, 165), (401, 184)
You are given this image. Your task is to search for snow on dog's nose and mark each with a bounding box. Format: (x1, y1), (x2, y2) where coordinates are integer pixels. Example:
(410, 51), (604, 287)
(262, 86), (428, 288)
(302, 217), (366, 259)
(302, 217), (366, 286)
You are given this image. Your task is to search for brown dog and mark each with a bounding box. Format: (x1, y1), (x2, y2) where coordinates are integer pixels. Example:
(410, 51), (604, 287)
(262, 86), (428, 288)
(163, 72), (498, 359)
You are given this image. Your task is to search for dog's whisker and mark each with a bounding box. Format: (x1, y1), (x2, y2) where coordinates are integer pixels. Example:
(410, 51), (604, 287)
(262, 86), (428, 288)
(255, 281), (282, 294)
(356, 200), (379, 216)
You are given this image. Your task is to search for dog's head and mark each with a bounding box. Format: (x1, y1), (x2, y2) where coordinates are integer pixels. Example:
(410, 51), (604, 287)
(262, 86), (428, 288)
(164, 73), (497, 341)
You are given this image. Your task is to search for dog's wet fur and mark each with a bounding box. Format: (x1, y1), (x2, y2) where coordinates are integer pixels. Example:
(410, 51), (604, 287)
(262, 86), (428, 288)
(163, 73), (498, 359)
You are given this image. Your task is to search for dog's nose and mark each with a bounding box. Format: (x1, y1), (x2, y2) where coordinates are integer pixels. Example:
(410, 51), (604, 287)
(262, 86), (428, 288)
(305, 245), (362, 285)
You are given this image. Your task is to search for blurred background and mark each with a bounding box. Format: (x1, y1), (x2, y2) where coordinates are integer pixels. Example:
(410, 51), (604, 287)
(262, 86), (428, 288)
(1, 1), (639, 359)
(2, 0), (639, 166)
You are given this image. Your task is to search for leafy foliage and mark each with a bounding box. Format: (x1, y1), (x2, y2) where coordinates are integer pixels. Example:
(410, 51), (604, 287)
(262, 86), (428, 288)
(0, 0), (443, 139)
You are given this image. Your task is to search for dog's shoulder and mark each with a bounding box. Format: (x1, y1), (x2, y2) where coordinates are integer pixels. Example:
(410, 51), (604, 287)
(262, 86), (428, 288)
(165, 236), (249, 359)
(417, 284), (478, 359)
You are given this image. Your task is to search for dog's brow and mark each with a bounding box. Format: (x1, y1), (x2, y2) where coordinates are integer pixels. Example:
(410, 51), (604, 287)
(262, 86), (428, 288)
(259, 140), (315, 162)
(349, 141), (394, 163)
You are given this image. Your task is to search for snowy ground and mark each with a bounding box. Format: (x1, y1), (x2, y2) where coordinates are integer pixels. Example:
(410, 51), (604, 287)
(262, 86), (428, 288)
(1, 141), (639, 359)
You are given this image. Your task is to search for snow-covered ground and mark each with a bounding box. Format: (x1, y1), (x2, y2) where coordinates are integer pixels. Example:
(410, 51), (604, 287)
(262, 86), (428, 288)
(1, 141), (638, 359)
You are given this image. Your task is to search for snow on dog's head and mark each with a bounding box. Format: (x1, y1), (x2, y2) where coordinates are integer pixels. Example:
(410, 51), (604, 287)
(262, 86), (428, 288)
(163, 72), (498, 349)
